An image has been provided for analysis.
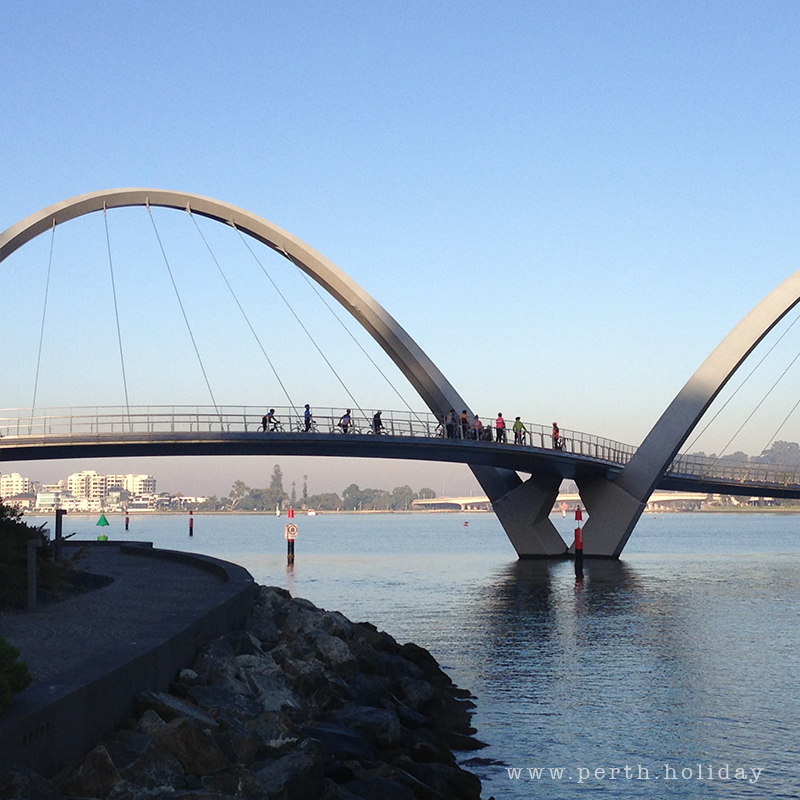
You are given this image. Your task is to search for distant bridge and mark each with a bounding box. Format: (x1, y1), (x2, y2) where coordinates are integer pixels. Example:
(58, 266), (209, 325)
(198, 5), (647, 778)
(4, 188), (800, 558)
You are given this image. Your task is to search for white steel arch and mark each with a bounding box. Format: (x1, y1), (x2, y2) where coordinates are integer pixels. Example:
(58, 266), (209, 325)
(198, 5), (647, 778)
(0, 188), (568, 557)
(581, 266), (800, 556)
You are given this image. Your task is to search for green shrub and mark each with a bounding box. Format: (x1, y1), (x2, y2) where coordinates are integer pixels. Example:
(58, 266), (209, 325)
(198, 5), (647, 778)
(0, 637), (31, 713)
(0, 500), (85, 608)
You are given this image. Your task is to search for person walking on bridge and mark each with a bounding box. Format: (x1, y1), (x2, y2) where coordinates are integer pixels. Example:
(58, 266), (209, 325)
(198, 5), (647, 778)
(495, 413), (507, 443)
(445, 409), (457, 439)
(459, 410), (470, 439)
(338, 409), (352, 433)
(471, 415), (483, 440)
(372, 410), (384, 434)
(513, 416), (527, 445)
(304, 404), (313, 432)
(552, 422), (562, 450)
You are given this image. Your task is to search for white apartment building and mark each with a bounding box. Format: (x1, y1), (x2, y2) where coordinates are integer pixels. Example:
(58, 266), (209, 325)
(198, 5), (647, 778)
(67, 471), (108, 500)
(0, 472), (35, 499)
(121, 474), (157, 495)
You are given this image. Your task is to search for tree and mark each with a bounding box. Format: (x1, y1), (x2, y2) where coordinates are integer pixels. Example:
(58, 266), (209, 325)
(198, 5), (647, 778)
(291, 481), (297, 505)
(418, 487), (436, 499)
(270, 464), (284, 491)
(758, 440), (800, 465)
(305, 493), (341, 511)
(228, 480), (250, 510)
(390, 485), (416, 510)
(303, 475), (308, 505)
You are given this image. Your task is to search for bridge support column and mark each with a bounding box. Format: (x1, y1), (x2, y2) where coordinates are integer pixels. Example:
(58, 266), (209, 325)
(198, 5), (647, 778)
(574, 474), (644, 558)
(472, 466), (567, 557)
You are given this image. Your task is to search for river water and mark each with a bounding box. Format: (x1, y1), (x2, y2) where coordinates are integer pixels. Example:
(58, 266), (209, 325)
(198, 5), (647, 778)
(42, 510), (800, 798)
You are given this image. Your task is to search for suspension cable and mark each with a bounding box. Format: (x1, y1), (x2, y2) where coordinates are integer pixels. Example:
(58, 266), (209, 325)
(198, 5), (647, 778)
(104, 205), (132, 429)
(680, 308), (800, 457)
(709, 348), (800, 465)
(232, 224), (368, 423)
(297, 270), (426, 425)
(188, 209), (297, 415)
(146, 204), (222, 423)
(30, 220), (56, 423)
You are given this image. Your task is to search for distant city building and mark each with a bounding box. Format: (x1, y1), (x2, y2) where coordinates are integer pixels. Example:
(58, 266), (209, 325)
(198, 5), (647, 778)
(65, 471), (156, 501)
(66, 470), (107, 500)
(0, 472), (38, 499)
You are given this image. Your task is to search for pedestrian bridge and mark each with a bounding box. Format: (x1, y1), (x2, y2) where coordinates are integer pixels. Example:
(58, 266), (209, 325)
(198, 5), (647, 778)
(3, 405), (799, 498)
(4, 187), (800, 559)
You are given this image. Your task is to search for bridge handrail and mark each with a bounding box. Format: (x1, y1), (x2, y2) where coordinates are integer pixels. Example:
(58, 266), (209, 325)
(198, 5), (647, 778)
(0, 405), (637, 466)
(667, 452), (800, 488)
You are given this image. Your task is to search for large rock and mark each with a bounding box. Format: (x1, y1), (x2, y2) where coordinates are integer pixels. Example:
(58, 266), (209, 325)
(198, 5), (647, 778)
(254, 737), (331, 800)
(309, 631), (358, 677)
(100, 729), (156, 775)
(151, 718), (229, 776)
(0, 767), (62, 800)
(136, 691), (218, 730)
(56, 745), (121, 799)
(298, 723), (375, 761)
(189, 685), (264, 721)
(200, 766), (268, 799)
(324, 704), (406, 749)
(400, 760), (482, 800)
(342, 776), (416, 800)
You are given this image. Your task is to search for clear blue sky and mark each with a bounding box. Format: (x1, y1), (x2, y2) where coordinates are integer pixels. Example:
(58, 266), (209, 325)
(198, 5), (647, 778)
(3, 1), (800, 496)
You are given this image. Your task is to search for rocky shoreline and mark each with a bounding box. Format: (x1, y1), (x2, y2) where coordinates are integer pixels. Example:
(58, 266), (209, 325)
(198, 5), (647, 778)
(2, 585), (489, 800)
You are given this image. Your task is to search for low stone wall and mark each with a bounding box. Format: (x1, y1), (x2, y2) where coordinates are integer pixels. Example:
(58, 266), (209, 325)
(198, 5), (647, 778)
(0, 544), (254, 777)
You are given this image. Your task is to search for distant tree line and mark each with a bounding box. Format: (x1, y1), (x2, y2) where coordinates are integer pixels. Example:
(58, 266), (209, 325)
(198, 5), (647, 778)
(691, 440), (800, 465)
(189, 464), (436, 512)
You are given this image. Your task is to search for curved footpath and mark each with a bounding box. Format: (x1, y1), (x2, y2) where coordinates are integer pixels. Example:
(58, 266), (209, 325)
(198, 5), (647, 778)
(0, 542), (488, 800)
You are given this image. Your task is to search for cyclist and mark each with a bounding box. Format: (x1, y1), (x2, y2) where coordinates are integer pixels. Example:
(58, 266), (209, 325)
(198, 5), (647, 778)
(372, 410), (384, 434)
(338, 409), (352, 433)
(304, 404), (313, 432)
(512, 416), (527, 445)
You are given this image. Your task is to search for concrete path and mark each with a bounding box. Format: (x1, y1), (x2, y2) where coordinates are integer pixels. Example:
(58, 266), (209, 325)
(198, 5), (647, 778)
(0, 541), (254, 775)
(1, 543), (226, 684)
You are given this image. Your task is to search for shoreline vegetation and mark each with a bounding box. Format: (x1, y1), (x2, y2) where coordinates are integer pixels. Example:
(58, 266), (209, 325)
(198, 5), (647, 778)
(23, 505), (800, 518)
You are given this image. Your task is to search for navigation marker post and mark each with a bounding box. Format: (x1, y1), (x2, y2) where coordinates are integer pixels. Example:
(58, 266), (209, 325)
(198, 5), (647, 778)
(189, 509), (194, 537)
(574, 507), (584, 579)
(96, 513), (109, 542)
(285, 508), (297, 564)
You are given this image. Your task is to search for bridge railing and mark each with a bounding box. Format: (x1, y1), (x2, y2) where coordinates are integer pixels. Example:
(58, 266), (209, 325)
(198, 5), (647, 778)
(667, 453), (800, 488)
(0, 405), (637, 466)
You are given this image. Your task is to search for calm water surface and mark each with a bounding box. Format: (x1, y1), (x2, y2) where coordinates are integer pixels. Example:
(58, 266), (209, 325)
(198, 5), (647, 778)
(44, 511), (800, 798)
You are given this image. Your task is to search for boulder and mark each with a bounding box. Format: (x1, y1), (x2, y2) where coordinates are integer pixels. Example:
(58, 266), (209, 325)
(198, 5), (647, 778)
(136, 691), (218, 730)
(342, 776), (416, 800)
(189, 685), (264, 721)
(309, 631), (358, 677)
(398, 678), (438, 712)
(151, 718), (229, 776)
(200, 766), (267, 799)
(402, 761), (482, 800)
(100, 729), (156, 775)
(225, 630), (263, 657)
(324, 704), (406, 749)
(254, 737), (331, 799)
(56, 745), (121, 799)
(298, 723), (375, 761)
(0, 767), (63, 800)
